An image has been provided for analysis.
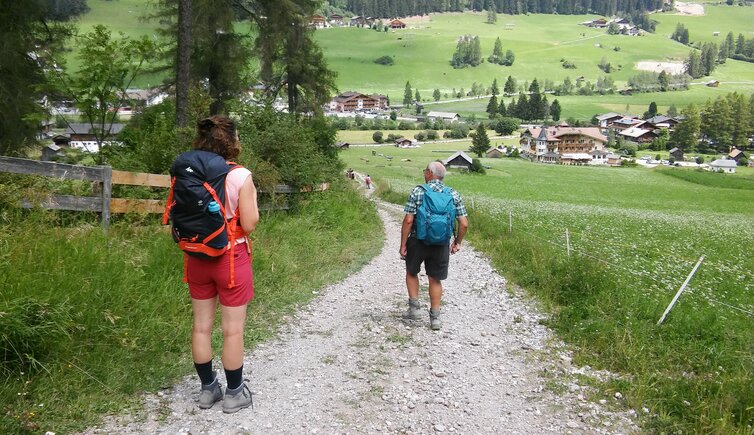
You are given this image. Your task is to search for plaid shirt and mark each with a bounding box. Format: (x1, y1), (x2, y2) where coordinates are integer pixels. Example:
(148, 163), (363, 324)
(404, 179), (467, 235)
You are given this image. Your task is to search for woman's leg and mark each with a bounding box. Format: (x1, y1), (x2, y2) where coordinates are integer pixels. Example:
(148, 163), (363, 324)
(220, 303), (248, 387)
(191, 297), (217, 365)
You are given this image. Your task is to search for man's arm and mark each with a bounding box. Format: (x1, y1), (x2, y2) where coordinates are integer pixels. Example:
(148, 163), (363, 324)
(451, 216), (468, 254)
(400, 214), (414, 257)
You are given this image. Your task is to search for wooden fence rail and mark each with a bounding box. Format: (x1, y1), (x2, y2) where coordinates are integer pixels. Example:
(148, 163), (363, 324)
(0, 156), (328, 228)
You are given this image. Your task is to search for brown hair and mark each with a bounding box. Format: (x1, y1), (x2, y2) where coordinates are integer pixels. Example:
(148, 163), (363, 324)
(192, 115), (241, 160)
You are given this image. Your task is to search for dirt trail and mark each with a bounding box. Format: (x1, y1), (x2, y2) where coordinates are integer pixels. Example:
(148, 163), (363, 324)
(84, 195), (638, 434)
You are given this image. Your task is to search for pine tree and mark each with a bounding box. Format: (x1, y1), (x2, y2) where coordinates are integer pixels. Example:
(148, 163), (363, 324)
(726, 31), (735, 57)
(658, 70), (669, 92)
(487, 6), (497, 24)
(491, 78), (499, 96)
(671, 104), (701, 152)
(433, 88), (441, 101)
(403, 81), (412, 106)
(729, 93), (750, 149)
(486, 95), (499, 118)
(498, 98), (507, 116)
(701, 42), (717, 76)
(667, 104), (679, 118)
(489, 37), (504, 64)
(414, 89), (421, 102)
(516, 93), (529, 121)
(550, 99), (561, 121)
(471, 123), (491, 157)
(644, 102), (658, 119)
(685, 50), (703, 78)
(504, 75), (516, 95)
(735, 33), (745, 54)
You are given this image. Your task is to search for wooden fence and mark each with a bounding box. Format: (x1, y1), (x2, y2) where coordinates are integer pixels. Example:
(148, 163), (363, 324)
(0, 156), (328, 228)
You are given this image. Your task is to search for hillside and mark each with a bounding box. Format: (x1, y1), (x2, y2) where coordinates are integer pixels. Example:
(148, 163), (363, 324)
(70, 1), (754, 118)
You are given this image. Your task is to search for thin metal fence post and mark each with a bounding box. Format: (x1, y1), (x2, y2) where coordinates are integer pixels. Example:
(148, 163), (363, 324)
(565, 228), (571, 256)
(508, 211), (512, 233)
(657, 255), (705, 325)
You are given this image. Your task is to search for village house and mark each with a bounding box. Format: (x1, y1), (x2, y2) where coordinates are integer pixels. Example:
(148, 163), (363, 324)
(394, 137), (414, 148)
(709, 159), (737, 173)
(65, 123), (126, 153)
(644, 115), (679, 131)
(519, 125), (608, 165)
(41, 144), (64, 161)
(426, 111), (461, 122)
(595, 112), (624, 129)
(443, 151), (474, 170)
(617, 126), (658, 144)
(328, 91), (388, 112)
(309, 14), (327, 28)
(609, 116), (646, 132)
(581, 17), (608, 28)
(485, 146), (505, 158)
(607, 153), (623, 166)
(389, 19), (406, 29)
(669, 147), (684, 161)
(329, 14), (343, 25)
(728, 147), (747, 163)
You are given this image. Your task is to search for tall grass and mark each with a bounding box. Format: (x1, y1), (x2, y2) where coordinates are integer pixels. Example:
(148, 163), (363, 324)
(0, 184), (382, 433)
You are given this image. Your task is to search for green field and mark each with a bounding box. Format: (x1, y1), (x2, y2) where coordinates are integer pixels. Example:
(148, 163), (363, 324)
(340, 143), (754, 432)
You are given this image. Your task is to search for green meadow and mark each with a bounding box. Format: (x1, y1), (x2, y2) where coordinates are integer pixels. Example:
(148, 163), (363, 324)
(340, 143), (754, 432)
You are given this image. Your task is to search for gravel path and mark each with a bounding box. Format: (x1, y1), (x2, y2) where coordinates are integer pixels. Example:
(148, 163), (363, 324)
(84, 197), (638, 435)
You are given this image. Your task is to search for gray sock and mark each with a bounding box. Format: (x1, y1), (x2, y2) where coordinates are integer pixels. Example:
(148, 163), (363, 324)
(408, 298), (420, 308)
(430, 308), (440, 318)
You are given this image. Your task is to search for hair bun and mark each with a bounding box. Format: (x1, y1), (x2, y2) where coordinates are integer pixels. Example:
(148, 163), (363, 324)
(198, 117), (215, 131)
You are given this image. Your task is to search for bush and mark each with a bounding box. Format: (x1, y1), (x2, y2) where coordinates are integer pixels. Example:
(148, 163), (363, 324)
(235, 106), (342, 190)
(425, 130), (438, 140)
(414, 132), (426, 141)
(372, 131), (383, 143)
(470, 158), (486, 174)
(562, 60), (577, 69)
(373, 55), (394, 66)
(397, 121), (414, 130)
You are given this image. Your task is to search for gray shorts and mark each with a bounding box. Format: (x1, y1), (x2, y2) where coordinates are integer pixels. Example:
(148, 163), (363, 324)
(405, 237), (450, 280)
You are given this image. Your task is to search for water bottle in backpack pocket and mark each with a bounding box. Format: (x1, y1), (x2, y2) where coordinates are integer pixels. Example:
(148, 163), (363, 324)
(414, 184), (456, 245)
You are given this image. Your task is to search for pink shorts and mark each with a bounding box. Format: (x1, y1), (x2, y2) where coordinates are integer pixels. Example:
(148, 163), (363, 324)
(186, 243), (254, 307)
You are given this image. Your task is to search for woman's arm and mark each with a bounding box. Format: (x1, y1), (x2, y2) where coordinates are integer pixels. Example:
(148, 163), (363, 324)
(238, 174), (259, 234)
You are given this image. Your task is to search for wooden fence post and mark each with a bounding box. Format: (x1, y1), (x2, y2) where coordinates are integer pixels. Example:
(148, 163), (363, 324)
(101, 166), (112, 229)
(657, 255), (705, 325)
(565, 228), (571, 256)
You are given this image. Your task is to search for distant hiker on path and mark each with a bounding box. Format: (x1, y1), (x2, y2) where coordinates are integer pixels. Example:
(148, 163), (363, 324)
(399, 161), (468, 330)
(365, 174), (372, 189)
(166, 116), (259, 414)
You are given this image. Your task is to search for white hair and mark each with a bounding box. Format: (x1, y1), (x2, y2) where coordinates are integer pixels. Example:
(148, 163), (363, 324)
(426, 161), (446, 180)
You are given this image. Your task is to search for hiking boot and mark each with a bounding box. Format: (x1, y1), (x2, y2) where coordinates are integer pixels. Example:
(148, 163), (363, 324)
(222, 382), (253, 414)
(429, 309), (442, 331)
(402, 299), (423, 320)
(197, 377), (223, 409)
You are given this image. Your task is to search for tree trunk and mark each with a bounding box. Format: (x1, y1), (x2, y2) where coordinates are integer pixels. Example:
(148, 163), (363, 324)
(176, 0), (192, 127)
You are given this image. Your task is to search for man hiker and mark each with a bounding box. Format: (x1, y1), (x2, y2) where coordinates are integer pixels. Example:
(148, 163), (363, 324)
(399, 161), (468, 330)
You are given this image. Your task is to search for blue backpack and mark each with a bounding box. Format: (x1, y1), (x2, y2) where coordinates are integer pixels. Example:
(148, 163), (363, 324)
(415, 183), (456, 245)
